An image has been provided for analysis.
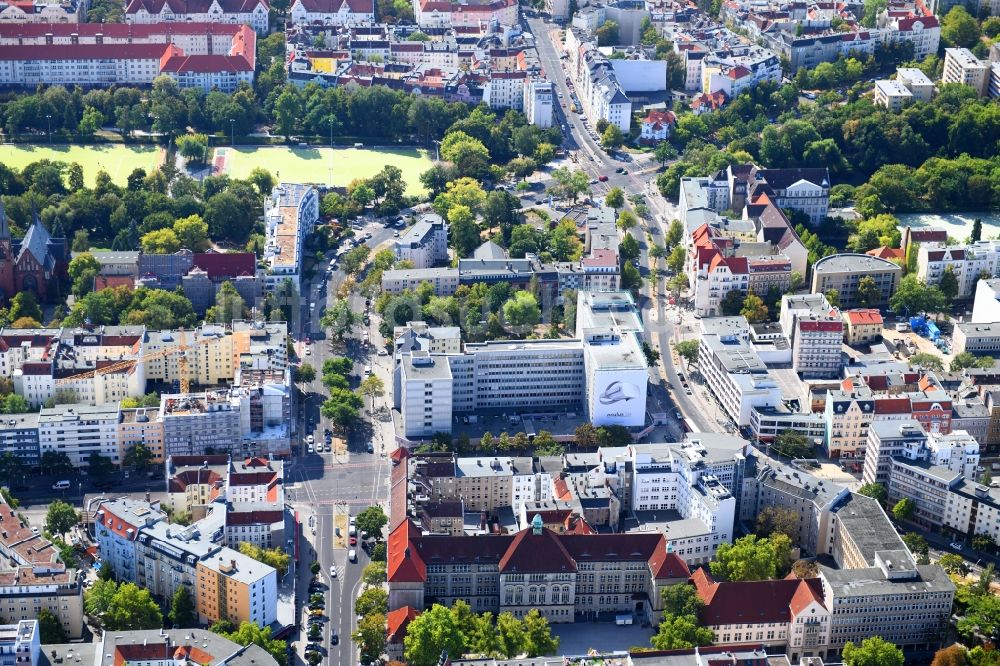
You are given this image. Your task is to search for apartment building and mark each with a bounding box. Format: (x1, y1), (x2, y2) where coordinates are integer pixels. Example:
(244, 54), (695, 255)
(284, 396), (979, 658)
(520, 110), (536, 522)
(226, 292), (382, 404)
(523, 78), (554, 128)
(699, 326), (781, 427)
(842, 309), (883, 346)
(159, 391), (242, 457)
(395, 291), (648, 438)
(95, 629), (279, 666)
(565, 28), (631, 132)
(810, 253), (901, 309)
(288, 0), (374, 25)
(411, 0), (516, 27)
(166, 455), (229, 515)
(0, 414), (39, 468)
(896, 66), (935, 102)
(387, 517), (691, 625)
(118, 407), (164, 464)
(124, 0), (269, 34)
(873, 79), (913, 110)
(778, 294), (842, 379)
(0, 24), (255, 89)
(38, 403), (121, 467)
(0, 497), (83, 641)
(0, 622), (37, 666)
(393, 214), (449, 269)
(866, 419), (978, 487)
(918, 241), (1000, 298)
(410, 454), (547, 515)
(263, 184), (319, 293)
(742, 454), (849, 557)
(943, 47), (988, 96)
(0, 0), (82, 22)
(94, 498), (278, 627)
(628, 438), (740, 565)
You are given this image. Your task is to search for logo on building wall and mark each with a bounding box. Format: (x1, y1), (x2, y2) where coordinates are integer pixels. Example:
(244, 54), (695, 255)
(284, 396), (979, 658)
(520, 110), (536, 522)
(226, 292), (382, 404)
(598, 380), (640, 405)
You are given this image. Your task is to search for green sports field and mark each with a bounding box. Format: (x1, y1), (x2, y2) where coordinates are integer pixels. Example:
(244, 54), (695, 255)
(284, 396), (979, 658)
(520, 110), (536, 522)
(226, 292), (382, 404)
(0, 144), (164, 187)
(219, 146), (432, 196)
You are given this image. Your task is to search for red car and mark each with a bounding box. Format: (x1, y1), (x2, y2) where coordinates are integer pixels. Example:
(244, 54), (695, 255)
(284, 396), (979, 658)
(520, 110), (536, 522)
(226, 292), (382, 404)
(598, 175), (609, 182)
(349, 536), (357, 546)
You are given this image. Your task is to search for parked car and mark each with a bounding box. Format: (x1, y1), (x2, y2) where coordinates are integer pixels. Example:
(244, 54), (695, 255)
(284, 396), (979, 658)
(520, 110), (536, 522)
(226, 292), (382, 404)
(950, 541), (963, 550)
(598, 175), (608, 182)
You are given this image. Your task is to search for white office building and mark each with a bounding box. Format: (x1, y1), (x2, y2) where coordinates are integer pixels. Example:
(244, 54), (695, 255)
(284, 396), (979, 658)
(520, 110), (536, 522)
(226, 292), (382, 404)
(395, 291), (648, 438)
(38, 403), (122, 468)
(943, 47), (988, 95)
(523, 79), (554, 128)
(698, 319), (781, 427)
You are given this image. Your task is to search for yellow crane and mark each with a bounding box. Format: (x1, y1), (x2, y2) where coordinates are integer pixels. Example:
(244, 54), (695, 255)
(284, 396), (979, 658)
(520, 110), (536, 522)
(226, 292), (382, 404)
(54, 335), (211, 394)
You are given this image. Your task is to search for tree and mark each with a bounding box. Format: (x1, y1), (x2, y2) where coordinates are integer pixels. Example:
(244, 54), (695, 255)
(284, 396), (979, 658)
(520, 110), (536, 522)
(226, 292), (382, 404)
(617, 210), (638, 232)
(605, 187), (625, 209)
(825, 289), (841, 308)
(98, 562), (114, 581)
(45, 500), (79, 537)
(938, 553), (969, 575)
(650, 614), (714, 650)
(168, 585), (197, 628)
(9, 291), (42, 324)
(792, 559), (819, 578)
(666, 219), (685, 249)
(448, 205), (480, 258)
(755, 506), (799, 540)
(237, 542), (290, 576)
(932, 645), (968, 666)
(842, 636), (904, 666)
(217, 621), (287, 666)
(341, 245), (371, 275)
(772, 430), (814, 459)
(654, 141), (676, 166)
(674, 340), (699, 368)
(353, 612), (387, 665)
(521, 609), (558, 657)
(620, 233), (640, 263)
(37, 607), (67, 643)
(404, 604), (466, 666)
(971, 218), (983, 244)
(902, 532), (928, 558)
(176, 134), (209, 164)
(910, 352), (944, 372)
(355, 505), (389, 538)
(295, 363), (316, 384)
(440, 131), (490, 178)
(939, 266), (959, 301)
(740, 290), (769, 323)
(661, 583), (704, 618)
(68, 253), (101, 297)
(105, 582), (163, 630)
(141, 228), (181, 254)
(890, 275), (946, 317)
(857, 483), (887, 504)
(503, 292), (541, 332)
(321, 300), (358, 340)
(482, 190), (518, 237)
(856, 275), (883, 308)
(362, 561), (386, 586)
(667, 245), (686, 274)
(354, 586), (388, 617)
(173, 214), (209, 251)
(595, 19), (619, 46)
(710, 533), (792, 582)
(548, 168), (590, 203)
(206, 281), (246, 323)
(601, 124), (625, 150)
(941, 6), (980, 48)
(496, 612), (526, 658)
(41, 451), (73, 478)
(87, 453), (115, 483)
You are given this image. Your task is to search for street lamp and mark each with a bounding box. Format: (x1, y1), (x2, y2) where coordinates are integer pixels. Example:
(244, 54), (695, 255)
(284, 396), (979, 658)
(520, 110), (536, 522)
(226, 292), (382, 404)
(45, 114), (52, 144)
(328, 117), (335, 148)
(229, 119), (235, 147)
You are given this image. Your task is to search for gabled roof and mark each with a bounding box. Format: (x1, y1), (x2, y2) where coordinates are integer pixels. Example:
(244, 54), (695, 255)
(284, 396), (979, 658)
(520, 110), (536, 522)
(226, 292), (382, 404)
(386, 606), (419, 644)
(125, 0), (268, 15)
(387, 520), (426, 583)
(292, 0), (372, 12)
(499, 527), (576, 573)
(17, 214), (54, 269)
(692, 568), (825, 626)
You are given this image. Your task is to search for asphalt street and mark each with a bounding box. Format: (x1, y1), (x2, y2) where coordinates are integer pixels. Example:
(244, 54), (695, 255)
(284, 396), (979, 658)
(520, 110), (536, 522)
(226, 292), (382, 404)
(289, 222), (394, 666)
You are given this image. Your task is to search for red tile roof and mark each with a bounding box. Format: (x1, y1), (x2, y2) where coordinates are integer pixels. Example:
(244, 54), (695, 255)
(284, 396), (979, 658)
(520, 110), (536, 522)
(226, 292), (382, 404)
(866, 246), (904, 262)
(0, 21), (246, 38)
(387, 521), (426, 583)
(845, 309), (883, 326)
(499, 528), (577, 573)
(643, 109), (676, 126)
(386, 606), (419, 644)
(0, 42), (167, 61)
(692, 569), (825, 626)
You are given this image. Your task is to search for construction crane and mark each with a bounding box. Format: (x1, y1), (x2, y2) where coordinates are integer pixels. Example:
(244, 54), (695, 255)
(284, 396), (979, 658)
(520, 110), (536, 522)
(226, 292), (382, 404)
(54, 335), (211, 394)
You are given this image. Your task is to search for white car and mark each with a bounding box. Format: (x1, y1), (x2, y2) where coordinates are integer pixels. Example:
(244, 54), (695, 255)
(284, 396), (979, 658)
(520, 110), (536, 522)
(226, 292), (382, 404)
(306, 435), (314, 444)
(307, 444), (314, 454)
(950, 541), (964, 550)
(348, 549), (357, 562)
(330, 566), (337, 578)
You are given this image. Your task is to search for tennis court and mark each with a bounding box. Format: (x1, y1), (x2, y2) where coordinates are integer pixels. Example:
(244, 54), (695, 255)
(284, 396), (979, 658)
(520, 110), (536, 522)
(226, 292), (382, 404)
(0, 144), (165, 187)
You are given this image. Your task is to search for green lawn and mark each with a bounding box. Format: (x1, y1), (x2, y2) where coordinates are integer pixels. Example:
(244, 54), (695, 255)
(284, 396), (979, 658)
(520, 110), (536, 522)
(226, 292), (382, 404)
(0, 144), (164, 187)
(220, 146), (432, 197)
